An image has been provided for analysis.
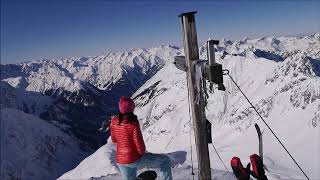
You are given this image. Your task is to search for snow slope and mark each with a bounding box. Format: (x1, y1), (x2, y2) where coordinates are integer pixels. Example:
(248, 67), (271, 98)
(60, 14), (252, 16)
(60, 33), (320, 180)
(0, 108), (88, 180)
(59, 140), (235, 180)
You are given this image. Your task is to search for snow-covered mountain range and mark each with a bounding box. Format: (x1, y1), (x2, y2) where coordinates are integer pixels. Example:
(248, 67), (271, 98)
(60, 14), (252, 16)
(60, 33), (320, 180)
(1, 45), (181, 180)
(1, 33), (320, 180)
(1, 45), (182, 148)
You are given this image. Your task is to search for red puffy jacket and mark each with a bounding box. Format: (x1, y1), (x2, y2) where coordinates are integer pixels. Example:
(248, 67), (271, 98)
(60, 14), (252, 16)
(110, 116), (146, 164)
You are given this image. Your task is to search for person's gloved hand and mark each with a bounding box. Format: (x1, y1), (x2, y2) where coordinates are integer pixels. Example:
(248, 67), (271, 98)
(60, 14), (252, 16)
(249, 154), (268, 180)
(231, 157), (250, 180)
(99, 121), (110, 132)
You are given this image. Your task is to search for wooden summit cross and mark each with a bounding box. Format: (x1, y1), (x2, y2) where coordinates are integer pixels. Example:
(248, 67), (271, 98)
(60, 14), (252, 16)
(174, 11), (225, 180)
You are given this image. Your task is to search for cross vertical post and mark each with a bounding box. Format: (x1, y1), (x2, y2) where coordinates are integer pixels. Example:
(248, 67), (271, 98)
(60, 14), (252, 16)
(179, 11), (212, 180)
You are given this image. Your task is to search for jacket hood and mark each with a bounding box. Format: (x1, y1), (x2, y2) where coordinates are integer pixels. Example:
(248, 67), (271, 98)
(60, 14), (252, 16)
(119, 96), (135, 114)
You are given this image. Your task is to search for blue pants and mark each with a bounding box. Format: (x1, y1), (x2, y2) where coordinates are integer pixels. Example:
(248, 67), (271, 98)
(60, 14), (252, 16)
(117, 153), (173, 180)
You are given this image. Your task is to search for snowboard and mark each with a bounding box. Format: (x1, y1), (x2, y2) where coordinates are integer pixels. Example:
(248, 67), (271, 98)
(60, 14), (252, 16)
(137, 170), (157, 180)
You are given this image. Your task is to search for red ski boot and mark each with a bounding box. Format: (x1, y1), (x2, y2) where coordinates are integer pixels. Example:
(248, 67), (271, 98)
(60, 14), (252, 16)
(231, 157), (250, 180)
(249, 154), (268, 180)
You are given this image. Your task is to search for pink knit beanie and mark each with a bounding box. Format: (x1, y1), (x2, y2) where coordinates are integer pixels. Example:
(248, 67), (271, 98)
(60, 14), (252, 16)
(119, 96), (135, 114)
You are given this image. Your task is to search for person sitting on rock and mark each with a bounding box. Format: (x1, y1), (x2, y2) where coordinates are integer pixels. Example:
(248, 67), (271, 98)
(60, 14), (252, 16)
(110, 96), (173, 180)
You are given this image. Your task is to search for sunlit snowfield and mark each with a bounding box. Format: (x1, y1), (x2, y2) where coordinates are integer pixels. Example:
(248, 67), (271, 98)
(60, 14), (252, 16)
(59, 33), (320, 180)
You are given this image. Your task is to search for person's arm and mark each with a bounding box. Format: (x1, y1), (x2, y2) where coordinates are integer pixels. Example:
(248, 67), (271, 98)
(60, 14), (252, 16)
(132, 124), (145, 155)
(110, 121), (117, 143)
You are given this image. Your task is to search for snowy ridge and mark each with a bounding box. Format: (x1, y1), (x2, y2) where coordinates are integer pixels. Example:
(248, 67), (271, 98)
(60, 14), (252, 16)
(0, 108), (88, 180)
(59, 33), (320, 180)
(1, 45), (182, 149)
(211, 33), (320, 60)
(1, 45), (182, 111)
(1, 81), (90, 180)
(1, 45), (181, 91)
(1, 45), (182, 180)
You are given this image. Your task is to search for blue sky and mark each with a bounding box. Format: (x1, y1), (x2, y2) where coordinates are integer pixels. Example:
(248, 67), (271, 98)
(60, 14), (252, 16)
(1, 0), (319, 64)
